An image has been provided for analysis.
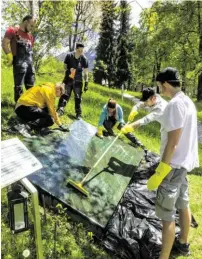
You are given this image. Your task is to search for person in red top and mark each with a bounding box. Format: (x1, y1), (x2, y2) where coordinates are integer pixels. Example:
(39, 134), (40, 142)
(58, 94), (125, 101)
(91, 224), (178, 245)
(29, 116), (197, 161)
(2, 15), (36, 102)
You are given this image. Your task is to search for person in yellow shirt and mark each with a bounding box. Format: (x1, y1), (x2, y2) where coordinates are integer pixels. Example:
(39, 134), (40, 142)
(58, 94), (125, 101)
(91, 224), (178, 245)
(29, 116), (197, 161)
(15, 82), (69, 136)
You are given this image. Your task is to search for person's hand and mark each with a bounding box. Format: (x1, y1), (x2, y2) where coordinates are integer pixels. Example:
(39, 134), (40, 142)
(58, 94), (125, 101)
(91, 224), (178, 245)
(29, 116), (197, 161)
(121, 124), (134, 134)
(59, 124), (70, 132)
(84, 81), (88, 92)
(128, 110), (138, 122)
(6, 53), (13, 66)
(96, 126), (103, 139)
(147, 162), (172, 191)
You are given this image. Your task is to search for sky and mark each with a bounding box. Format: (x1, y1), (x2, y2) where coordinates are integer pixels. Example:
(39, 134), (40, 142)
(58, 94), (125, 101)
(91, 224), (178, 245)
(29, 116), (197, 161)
(129, 0), (156, 26)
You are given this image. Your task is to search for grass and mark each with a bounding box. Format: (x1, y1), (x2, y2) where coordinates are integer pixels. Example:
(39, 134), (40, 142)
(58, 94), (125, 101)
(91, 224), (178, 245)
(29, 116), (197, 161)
(1, 65), (202, 259)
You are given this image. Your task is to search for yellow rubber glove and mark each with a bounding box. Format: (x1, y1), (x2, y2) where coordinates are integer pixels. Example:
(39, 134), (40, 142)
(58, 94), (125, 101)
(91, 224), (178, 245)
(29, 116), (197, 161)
(121, 124), (134, 134)
(128, 110), (138, 122)
(96, 126), (104, 139)
(6, 53), (13, 66)
(147, 162), (172, 191)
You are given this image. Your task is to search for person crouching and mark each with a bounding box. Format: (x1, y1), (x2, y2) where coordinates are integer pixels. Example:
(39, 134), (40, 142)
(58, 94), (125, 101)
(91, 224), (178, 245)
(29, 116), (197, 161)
(15, 82), (69, 136)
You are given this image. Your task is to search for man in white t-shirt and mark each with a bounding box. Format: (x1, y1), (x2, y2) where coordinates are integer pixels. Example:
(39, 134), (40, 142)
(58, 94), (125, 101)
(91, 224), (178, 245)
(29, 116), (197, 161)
(148, 67), (199, 259)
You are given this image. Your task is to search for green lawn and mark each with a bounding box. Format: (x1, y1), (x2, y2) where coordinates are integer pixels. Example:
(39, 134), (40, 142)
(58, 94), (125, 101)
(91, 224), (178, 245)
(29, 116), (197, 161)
(1, 66), (202, 259)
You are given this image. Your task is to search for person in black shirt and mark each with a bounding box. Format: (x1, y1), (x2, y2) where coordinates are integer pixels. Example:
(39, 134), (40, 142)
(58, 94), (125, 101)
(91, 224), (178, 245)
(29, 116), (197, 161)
(57, 42), (89, 120)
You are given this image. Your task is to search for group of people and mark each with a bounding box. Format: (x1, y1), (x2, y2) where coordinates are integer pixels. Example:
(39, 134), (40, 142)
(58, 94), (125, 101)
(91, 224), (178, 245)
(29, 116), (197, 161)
(82, 67), (199, 259)
(2, 15), (199, 259)
(2, 15), (89, 135)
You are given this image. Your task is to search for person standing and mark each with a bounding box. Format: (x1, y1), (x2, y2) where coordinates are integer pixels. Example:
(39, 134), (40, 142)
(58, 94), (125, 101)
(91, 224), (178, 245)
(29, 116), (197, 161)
(2, 15), (36, 102)
(147, 67), (199, 259)
(57, 42), (89, 120)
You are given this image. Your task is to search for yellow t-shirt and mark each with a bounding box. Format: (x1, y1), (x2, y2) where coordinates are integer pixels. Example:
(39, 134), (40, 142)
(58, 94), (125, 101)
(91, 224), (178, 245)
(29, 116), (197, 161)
(17, 82), (61, 125)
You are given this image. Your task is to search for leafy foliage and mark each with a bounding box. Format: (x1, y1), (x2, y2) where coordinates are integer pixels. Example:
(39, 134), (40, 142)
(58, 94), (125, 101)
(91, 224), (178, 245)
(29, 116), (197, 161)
(93, 0), (117, 87)
(116, 1), (132, 89)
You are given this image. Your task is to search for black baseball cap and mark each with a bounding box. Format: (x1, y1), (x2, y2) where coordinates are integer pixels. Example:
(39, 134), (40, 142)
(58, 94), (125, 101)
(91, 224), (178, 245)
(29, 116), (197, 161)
(140, 87), (155, 101)
(156, 67), (180, 83)
(76, 42), (84, 49)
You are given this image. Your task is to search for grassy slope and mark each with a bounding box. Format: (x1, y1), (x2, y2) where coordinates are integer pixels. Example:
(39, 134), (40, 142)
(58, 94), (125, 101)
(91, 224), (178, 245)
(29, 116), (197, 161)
(1, 67), (202, 259)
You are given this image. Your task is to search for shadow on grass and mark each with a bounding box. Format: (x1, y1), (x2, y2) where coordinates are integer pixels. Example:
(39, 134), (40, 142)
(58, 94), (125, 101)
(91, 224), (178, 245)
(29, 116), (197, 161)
(188, 167), (202, 176)
(66, 113), (77, 120)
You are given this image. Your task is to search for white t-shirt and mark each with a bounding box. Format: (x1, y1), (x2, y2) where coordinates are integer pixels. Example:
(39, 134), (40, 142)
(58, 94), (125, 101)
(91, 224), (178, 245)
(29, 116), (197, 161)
(132, 94), (168, 126)
(160, 91), (199, 172)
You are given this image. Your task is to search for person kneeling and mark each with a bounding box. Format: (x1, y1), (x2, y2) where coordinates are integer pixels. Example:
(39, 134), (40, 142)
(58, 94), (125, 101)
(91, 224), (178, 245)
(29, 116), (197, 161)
(96, 99), (124, 138)
(15, 82), (69, 136)
(96, 99), (143, 148)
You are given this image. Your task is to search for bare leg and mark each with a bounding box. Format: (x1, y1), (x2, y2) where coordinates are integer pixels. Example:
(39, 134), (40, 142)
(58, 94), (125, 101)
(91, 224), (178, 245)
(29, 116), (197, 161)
(159, 220), (175, 259)
(179, 207), (191, 243)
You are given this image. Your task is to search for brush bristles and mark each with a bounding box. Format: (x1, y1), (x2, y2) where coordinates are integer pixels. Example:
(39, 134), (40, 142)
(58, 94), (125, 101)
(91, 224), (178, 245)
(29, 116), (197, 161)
(68, 179), (89, 197)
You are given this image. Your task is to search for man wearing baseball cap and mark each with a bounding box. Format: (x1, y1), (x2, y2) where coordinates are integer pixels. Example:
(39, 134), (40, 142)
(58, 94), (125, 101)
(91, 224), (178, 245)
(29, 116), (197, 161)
(121, 87), (167, 132)
(150, 67), (198, 258)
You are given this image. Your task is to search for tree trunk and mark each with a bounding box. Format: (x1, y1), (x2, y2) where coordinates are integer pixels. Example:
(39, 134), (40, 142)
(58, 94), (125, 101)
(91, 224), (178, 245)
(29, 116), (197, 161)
(181, 69), (186, 93)
(156, 59), (161, 94)
(197, 73), (202, 100)
(197, 1), (202, 101)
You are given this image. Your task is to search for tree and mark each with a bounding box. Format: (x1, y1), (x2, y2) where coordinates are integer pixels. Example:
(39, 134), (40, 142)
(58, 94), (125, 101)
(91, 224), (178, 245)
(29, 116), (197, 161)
(197, 1), (202, 101)
(93, 0), (117, 87)
(67, 1), (100, 52)
(2, 0), (75, 72)
(129, 0), (200, 97)
(116, 1), (132, 89)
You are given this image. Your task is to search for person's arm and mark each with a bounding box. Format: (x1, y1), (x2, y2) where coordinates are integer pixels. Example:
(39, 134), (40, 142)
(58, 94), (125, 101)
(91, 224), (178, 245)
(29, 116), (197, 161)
(98, 106), (107, 126)
(83, 56), (89, 91)
(42, 88), (62, 126)
(2, 28), (15, 65)
(128, 101), (145, 122)
(2, 37), (11, 54)
(118, 106), (124, 123)
(147, 103), (184, 190)
(2, 27), (14, 54)
(84, 68), (88, 82)
(64, 53), (70, 71)
(132, 107), (162, 128)
(131, 101), (145, 112)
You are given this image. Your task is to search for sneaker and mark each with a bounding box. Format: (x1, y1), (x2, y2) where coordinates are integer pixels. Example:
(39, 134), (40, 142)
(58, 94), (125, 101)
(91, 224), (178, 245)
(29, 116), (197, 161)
(57, 107), (64, 116)
(173, 235), (190, 256)
(13, 124), (32, 138)
(103, 130), (109, 137)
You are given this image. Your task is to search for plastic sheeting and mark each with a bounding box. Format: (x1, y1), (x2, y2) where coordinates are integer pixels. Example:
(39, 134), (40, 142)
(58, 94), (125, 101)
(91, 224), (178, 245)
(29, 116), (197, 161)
(22, 120), (198, 258)
(103, 151), (162, 259)
(102, 151), (198, 259)
(25, 120), (144, 227)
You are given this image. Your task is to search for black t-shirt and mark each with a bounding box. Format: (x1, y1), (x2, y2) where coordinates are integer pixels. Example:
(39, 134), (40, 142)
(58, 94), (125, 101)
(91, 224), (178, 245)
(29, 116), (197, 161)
(64, 52), (88, 82)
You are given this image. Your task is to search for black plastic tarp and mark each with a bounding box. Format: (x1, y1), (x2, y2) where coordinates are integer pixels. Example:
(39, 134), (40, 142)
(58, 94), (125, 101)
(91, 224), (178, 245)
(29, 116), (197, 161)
(102, 151), (198, 259)
(103, 151), (162, 259)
